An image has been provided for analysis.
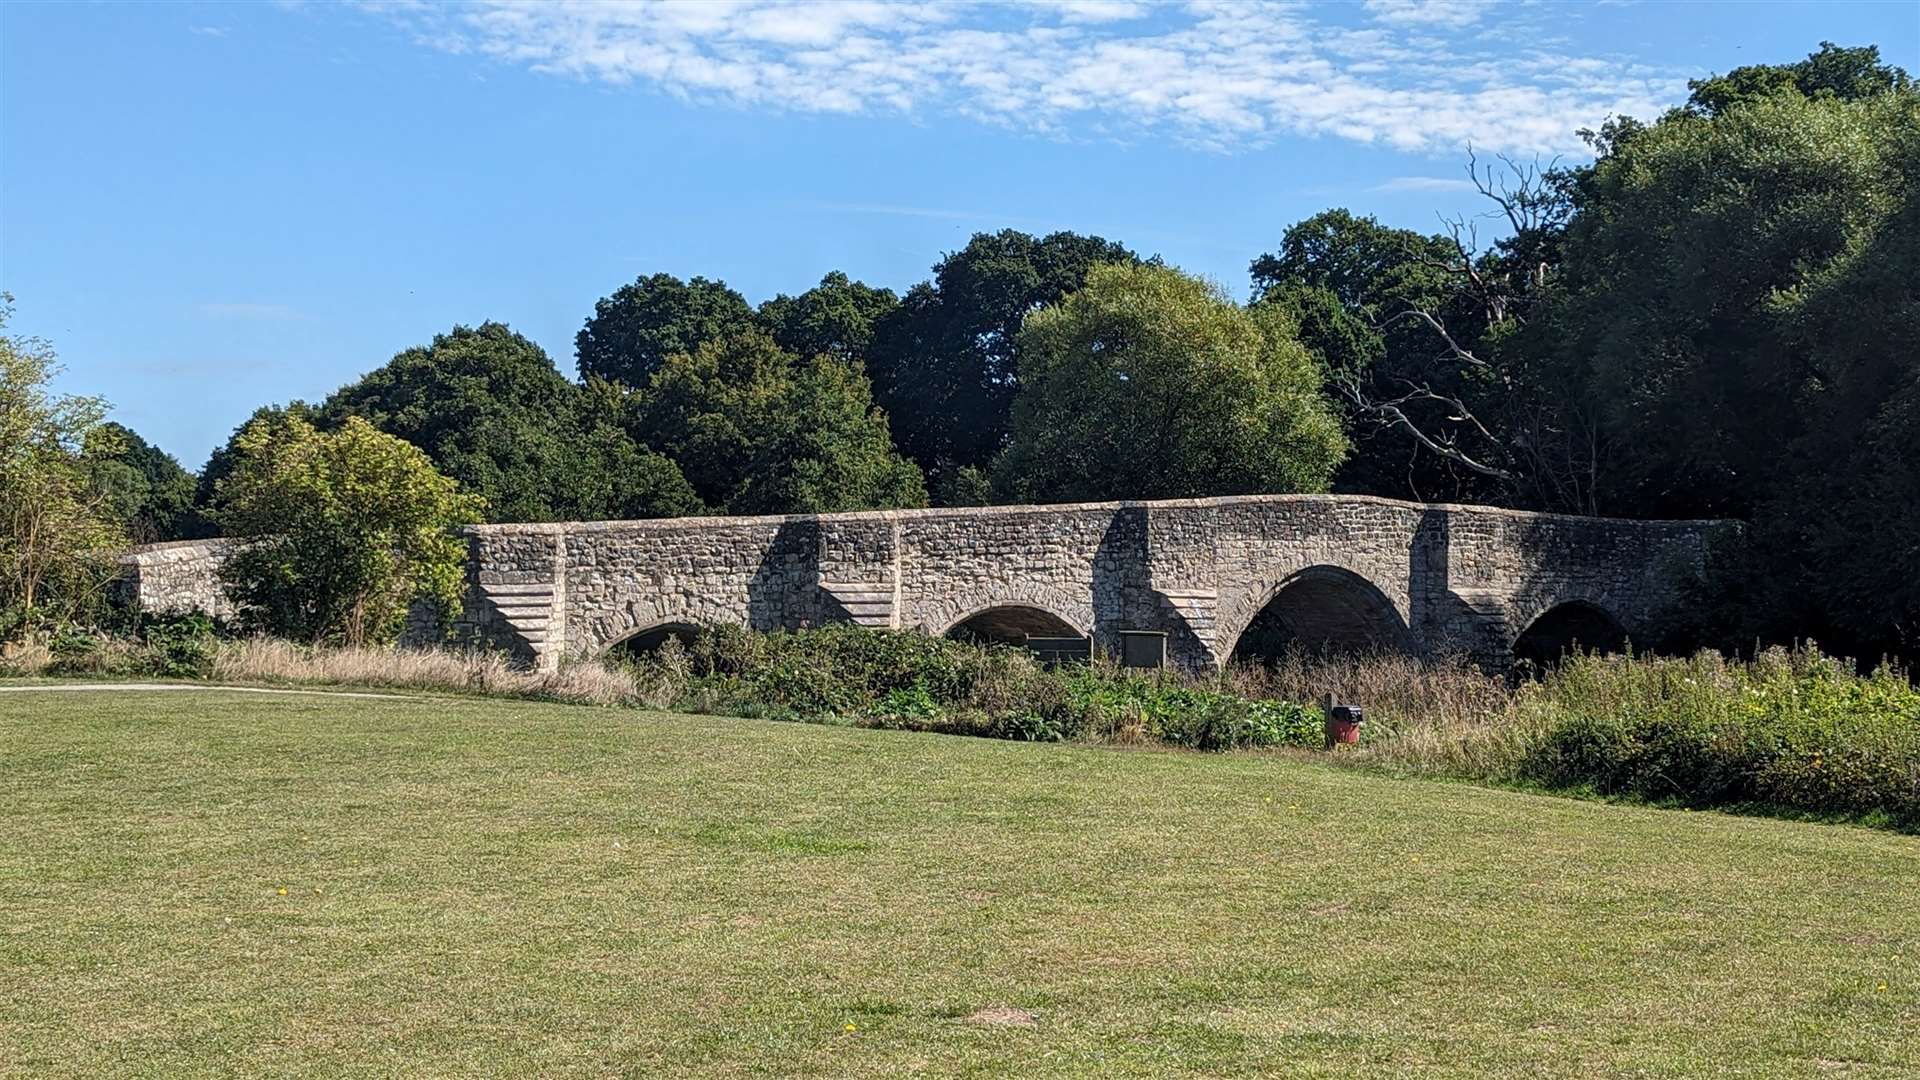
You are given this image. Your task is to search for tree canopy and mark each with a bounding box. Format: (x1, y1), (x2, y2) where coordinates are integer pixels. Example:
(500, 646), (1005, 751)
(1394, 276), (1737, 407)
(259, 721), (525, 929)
(997, 262), (1346, 503)
(865, 230), (1137, 490)
(0, 300), (127, 627)
(1542, 82), (1916, 520)
(321, 322), (700, 523)
(86, 422), (205, 543)
(627, 330), (925, 515)
(757, 271), (899, 364)
(213, 414), (485, 645)
(1249, 209), (1495, 502)
(1686, 41), (1911, 117)
(575, 274), (758, 387)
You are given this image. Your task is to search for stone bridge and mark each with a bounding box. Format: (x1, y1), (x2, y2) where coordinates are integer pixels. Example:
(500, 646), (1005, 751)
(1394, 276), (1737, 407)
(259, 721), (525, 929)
(124, 495), (1724, 672)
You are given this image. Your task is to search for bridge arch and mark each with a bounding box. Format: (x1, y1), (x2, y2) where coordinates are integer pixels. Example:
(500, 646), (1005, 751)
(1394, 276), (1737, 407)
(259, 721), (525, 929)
(1511, 600), (1627, 670)
(1224, 565), (1412, 665)
(605, 619), (706, 658)
(913, 580), (1095, 646)
(941, 603), (1085, 646)
(580, 593), (750, 660)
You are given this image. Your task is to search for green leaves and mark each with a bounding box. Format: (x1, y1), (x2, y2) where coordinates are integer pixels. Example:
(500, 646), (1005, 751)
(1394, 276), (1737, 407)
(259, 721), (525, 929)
(1536, 62), (1918, 654)
(864, 230), (1137, 487)
(213, 414), (484, 646)
(1248, 209), (1497, 502)
(995, 262), (1347, 503)
(85, 422), (204, 543)
(575, 274), (758, 387)
(0, 298), (127, 626)
(320, 322), (701, 524)
(631, 331), (926, 515)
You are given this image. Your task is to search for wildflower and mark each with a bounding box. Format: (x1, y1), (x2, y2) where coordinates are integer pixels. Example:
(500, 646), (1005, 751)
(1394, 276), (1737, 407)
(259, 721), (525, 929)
(844, 1021), (857, 1033)
(277, 887), (288, 896)
(1877, 983), (1888, 993)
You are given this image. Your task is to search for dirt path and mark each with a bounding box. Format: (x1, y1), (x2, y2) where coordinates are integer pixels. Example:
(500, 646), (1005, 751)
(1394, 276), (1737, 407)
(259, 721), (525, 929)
(0, 682), (419, 700)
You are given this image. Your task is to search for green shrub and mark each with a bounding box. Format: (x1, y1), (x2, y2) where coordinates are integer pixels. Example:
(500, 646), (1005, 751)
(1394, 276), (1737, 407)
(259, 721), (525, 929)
(47, 627), (107, 673)
(1244, 699), (1325, 747)
(864, 683), (944, 730)
(138, 611), (216, 679)
(45, 627), (143, 677)
(34, 612), (218, 680)
(1519, 648), (1920, 826)
(621, 624), (1323, 752)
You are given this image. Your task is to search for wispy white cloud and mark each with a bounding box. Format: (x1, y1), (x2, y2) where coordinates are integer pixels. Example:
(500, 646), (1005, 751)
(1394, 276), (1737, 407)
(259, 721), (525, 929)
(351, 0), (1683, 156)
(189, 24), (231, 38)
(1362, 0), (1495, 29)
(1042, 0), (1153, 23)
(1371, 175), (1481, 193)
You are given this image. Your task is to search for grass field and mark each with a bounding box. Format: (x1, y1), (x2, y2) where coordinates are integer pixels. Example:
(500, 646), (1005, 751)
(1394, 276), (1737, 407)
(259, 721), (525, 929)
(2, 689), (1917, 1077)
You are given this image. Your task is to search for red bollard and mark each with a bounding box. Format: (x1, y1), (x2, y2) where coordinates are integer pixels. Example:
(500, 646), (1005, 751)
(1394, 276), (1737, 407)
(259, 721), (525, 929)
(1323, 701), (1365, 748)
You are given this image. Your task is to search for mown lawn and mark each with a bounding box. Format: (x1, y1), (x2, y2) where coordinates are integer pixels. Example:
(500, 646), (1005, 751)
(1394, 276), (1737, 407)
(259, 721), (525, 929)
(1, 689), (1916, 1078)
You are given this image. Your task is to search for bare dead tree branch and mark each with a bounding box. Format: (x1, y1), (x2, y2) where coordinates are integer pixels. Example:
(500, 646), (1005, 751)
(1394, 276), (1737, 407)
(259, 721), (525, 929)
(1339, 373), (1517, 483)
(1348, 150), (1597, 512)
(1377, 309), (1497, 374)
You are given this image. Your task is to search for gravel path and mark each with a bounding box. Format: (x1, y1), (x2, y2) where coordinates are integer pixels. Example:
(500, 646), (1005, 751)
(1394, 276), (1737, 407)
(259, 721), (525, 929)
(0, 682), (419, 700)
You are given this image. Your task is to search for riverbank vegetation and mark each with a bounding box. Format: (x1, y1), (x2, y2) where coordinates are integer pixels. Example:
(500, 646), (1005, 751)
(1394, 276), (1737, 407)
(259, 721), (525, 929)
(7, 619), (1914, 832)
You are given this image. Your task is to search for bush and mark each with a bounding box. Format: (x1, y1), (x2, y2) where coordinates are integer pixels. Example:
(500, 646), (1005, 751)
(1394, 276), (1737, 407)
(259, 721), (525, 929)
(45, 626), (143, 677)
(619, 624), (1327, 751)
(34, 612), (217, 679)
(1518, 648), (1920, 826)
(139, 611), (216, 679)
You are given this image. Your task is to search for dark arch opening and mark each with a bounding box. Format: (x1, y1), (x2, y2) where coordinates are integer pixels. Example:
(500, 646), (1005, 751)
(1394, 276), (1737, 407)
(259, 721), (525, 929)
(945, 605), (1081, 647)
(1230, 567), (1410, 665)
(1512, 602), (1627, 671)
(608, 621), (703, 658)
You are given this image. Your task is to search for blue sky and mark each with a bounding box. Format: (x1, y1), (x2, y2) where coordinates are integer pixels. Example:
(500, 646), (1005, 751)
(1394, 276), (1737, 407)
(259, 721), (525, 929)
(4, 0), (1915, 468)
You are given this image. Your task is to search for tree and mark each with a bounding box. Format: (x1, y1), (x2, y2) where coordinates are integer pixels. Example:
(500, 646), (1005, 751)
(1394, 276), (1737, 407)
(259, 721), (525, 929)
(194, 401), (319, 518)
(86, 422), (205, 542)
(757, 271), (899, 363)
(573, 379), (709, 522)
(1419, 43), (1920, 658)
(1758, 100), (1920, 656)
(1541, 83), (1914, 519)
(730, 353), (927, 515)
(575, 274), (757, 387)
(995, 263), (1346, 503)
(1250, 209), (1498, 502)
(865, 230), (1137, 489)
(629, 330), (926, 514)
(0, 300), (127, 627)
(321, 323), (700, 523)
(213, 414), (485, 646)
(1686, 41), (1911, 117)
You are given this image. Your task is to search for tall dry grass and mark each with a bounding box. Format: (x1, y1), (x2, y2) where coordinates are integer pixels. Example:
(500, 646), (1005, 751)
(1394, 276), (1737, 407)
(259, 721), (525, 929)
(0, 638), (53, 677)
(1213, 651), (1538, 773)
(212, 638), (647, 707)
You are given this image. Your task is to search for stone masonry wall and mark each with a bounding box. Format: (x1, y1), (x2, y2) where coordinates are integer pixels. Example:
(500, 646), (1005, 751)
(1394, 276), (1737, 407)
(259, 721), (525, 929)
(121, 495), (1725, 671)
(116, 539), (237, 620)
